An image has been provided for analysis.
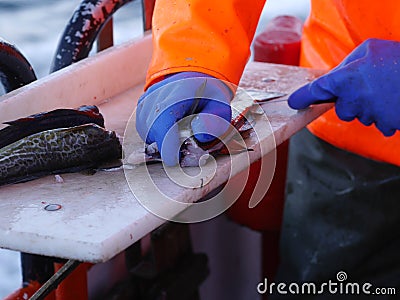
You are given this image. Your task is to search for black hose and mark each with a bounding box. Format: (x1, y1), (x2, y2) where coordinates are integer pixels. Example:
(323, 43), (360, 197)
(50, 0), (134, 73)
(0, 38), (37, 93)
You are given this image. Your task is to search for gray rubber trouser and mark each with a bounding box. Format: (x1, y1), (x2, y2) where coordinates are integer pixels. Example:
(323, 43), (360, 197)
(273, 129), (400, 299)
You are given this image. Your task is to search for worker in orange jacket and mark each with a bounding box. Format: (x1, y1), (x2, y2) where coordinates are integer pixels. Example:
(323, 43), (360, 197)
(136, 0), (400, 295)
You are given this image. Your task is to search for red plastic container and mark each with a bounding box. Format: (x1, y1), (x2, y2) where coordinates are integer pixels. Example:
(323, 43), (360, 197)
(253, 15), (303, 66)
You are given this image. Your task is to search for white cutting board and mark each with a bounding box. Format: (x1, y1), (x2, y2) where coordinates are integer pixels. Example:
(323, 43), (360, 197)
(0, 35), (331, 262)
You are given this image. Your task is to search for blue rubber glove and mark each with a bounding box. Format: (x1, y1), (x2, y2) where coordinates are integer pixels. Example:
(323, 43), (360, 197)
(136, 72), (232, 166)
(288, 38), (400, 136)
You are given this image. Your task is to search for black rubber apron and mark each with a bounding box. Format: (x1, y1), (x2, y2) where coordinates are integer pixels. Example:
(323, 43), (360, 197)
(273, 129), (400, 299)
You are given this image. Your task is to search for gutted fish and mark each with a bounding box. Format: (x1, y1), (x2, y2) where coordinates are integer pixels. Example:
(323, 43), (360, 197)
(0, 123), (122, 185)
(138, 89), (285, 167)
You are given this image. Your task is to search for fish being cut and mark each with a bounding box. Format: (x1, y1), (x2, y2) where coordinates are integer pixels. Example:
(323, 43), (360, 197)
(132, 89), (285, 167)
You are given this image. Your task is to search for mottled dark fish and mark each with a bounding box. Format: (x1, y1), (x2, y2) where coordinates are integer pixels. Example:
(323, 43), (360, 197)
(0, 123), (121, 186)
(0, 105), (104, 149)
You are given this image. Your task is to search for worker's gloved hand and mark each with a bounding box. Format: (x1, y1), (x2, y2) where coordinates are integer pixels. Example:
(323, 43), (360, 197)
(136, 72), (232, 166)
(288, 38), (400, 136)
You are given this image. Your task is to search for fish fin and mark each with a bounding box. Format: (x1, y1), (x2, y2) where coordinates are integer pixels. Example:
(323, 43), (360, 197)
(219, 139), (249, 155)
(4, 106), (104, 128)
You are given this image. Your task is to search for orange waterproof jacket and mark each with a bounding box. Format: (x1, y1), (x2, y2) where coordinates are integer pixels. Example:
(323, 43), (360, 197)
(300, 0), (400, 166)
(145, 0), (266, 88)
(146, 0), (400, 166)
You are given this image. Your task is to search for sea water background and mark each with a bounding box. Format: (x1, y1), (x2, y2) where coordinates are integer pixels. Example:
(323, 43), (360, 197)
(0, 0), (309, 297)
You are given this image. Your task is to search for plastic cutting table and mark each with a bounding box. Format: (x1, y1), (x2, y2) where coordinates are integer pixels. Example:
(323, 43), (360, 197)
(0, 35), (332, 264)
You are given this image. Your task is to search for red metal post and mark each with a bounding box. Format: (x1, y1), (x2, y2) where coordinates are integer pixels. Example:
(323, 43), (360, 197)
(4, 281), (56, 300)
(226, 15), (303, 298)
(53, 262), (92, 300)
